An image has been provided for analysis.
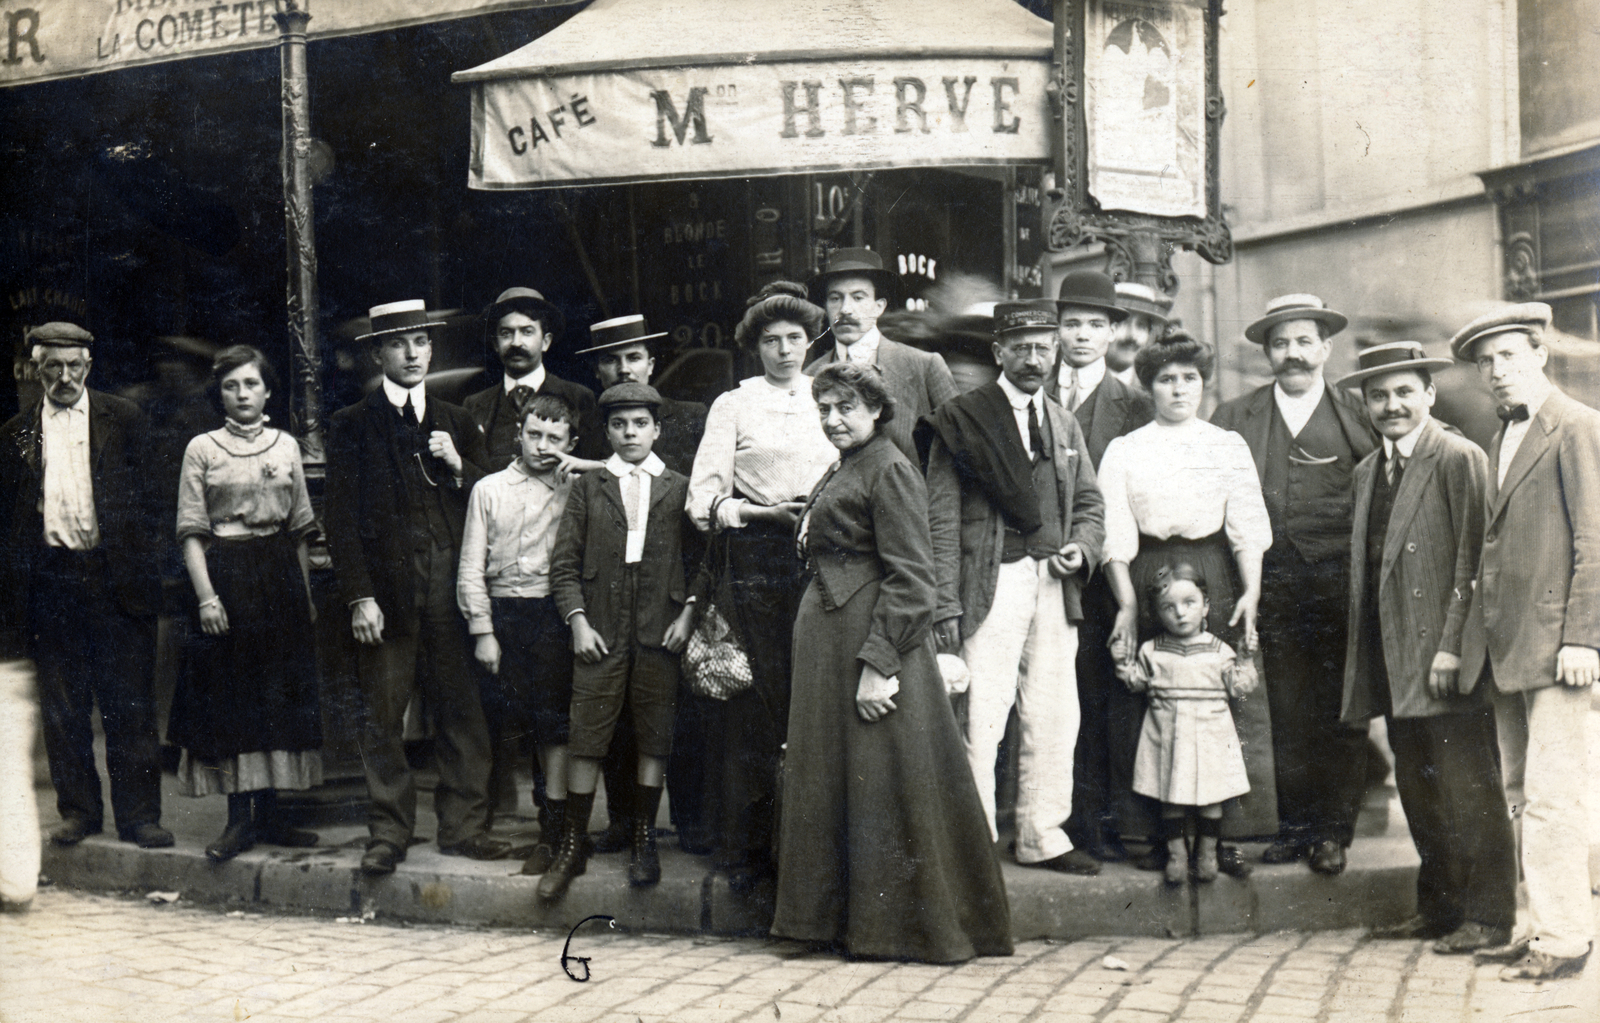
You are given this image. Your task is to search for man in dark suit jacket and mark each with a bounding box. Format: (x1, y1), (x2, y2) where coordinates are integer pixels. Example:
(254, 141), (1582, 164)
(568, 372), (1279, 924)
(325, 300), (510, 876)
(1449, 304), (1599, 982)
(1337, 343), (1515, 958)
(804, 248), (957, 463)
(1211, 294), (1378, 875)
(0, 323), (169, 849)
(463, 288), (603, 469)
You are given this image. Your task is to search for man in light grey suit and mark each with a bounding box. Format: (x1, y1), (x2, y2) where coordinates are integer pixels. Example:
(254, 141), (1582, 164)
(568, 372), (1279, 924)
(804, 248), (957, 462)
(1449, 302), (1599, 982)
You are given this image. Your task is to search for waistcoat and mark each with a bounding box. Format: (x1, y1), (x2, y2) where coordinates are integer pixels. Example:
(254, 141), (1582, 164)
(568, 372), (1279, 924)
(1261, 392), (1360, 564)
(1001, 409), (1065, 563)
(392, 408), (456, 552)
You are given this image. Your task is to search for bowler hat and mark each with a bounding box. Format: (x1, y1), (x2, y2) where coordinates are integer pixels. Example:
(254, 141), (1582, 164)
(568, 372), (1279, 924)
(575, 314), (668, 357)
(483, 287), (566, 340)
(1447, 302), (1552, 361)
(812, 247), (898, 300)
(356, 300), (447, 343)
(1055, 270), (1128, 322)
(1335, 341), (1453, 391)
(1115, 282), (1173, 323)
(994, 299), (1061, 336)
(1244, 294), (1348, 345)
(25, 322), (94, 349)
(597, 381), (662, 412)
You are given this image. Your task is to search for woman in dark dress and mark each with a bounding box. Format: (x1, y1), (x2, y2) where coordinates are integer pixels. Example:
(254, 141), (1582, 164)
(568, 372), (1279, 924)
(772, 363), (1011, 963)
(169, 346), (322, 862)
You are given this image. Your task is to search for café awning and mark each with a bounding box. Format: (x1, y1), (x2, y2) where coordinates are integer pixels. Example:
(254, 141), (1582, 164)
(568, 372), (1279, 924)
(452, 0), (1054, 190)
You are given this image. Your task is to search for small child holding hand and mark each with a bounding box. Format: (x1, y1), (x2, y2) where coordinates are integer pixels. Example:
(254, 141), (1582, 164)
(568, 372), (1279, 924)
(1117, 563), (1256, 885)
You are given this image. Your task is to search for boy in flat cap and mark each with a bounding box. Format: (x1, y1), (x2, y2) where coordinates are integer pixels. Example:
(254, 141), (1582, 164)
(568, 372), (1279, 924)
(1449, 303), (1598, 981)
(0, 322), (170, 848)
(541, 382), (705, 899)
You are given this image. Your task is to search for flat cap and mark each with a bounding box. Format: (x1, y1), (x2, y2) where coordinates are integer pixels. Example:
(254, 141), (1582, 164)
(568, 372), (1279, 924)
(597, 381), (662, 411)
(1448, 302), (1552, 361)
(26, 322), (94, 348)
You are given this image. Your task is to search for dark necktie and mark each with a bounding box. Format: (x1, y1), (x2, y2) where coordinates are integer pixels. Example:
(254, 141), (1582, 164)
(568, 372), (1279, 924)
(1386, 451), (1406, 486)
(1027, 401), (1044, 462)
(1497, 403), (1529, 424)
(508, 385), (535, 416)
(401, 395), (420, 430)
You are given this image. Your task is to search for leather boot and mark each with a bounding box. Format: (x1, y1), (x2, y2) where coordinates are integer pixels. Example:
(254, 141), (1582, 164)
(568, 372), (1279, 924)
(537, 790), (594, 901)
(628, 784), (664, 886)
(207, 793), (256, 863)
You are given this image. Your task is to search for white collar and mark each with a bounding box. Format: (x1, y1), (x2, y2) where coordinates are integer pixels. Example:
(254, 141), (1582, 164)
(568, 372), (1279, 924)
(509, 458), (560, 489)
(997, 372), (1045, 411)
(1273, 374), (1326, 413)
(1382, 417), (1428, 460)
(1058, 357), (1107, 393)
(605, 452), (665, 478)
(380, 377), (427, 416)
(45, 390), (89, 416)
(504, 365), (546, 394)
(1504, 384), (1552, 423)
(835, 327), (882, 364)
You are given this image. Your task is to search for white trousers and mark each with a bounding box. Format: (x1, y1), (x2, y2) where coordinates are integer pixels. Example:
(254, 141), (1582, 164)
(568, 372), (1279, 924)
(1496, 682), (1595, 959)
(961, 557), (1079, 864)
(0, 659), (40, 907)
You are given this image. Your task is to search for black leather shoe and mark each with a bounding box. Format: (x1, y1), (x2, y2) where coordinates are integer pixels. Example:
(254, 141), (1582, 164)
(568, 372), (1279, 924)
(1499, 946), (1591, 982)
(1086, 836), (1130, 863)
(1308, 840), (1346, 875)
(1372, 915), (1451, 940)
(360, 841), (404, 876)
(519, 843), (556, 876)
(1029, 849), (1102, 875)
(205, 820), (255, 863)
(1260, 839), (1307, 864)
(1433, 922), (1511, 955)
(1473, 938), (1531, 964)
(1216, 845), (1252, 878)
(50, 819), (101, 846)
(627, 817), (660, 887)
(123, 824), (175, 849)
(439, 835), (513, 860)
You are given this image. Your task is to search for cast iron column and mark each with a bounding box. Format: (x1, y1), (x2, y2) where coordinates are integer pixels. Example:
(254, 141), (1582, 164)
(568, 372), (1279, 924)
(275, 0), (325, 471)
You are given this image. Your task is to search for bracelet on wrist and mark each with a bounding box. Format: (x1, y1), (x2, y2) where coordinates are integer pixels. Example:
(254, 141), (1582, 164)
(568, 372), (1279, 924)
(198, 596), (221, 610)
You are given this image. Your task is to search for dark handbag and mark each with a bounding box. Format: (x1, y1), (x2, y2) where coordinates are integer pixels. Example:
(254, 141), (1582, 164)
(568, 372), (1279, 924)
(682, 514), (754, 701)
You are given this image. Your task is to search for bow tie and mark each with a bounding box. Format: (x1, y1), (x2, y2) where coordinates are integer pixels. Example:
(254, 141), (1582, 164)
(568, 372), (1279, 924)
(1497, 404), (1529, 424)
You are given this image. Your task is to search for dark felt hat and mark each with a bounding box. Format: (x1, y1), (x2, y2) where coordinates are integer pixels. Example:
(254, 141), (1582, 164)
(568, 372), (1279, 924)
(597, 381), (663, 412)
(811, 247), (898, 300)
(356, 300), (447, 343)
(1335, 341), (1453, 390)
(994, 299), (1062, 336)
(482, 287), (566, 340)
(575, 314), (668, 357)
(1244, 294), (1348, 345)
(1447, 302), (1553, 361)
(1055, 270), (1128, 322)
(25, 322), (94, 348)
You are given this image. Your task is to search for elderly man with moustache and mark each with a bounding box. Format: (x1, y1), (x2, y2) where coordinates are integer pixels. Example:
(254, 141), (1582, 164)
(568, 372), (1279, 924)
(1336, 342), (1515, 958)
(1448, 303), (1598, 982)
(805, 248), (957, 462)
(1212, 295), (1378, 875)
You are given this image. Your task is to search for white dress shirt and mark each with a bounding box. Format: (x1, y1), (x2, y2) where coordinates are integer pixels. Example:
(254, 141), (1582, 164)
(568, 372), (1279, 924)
(1112, 365), (1138, 387)
(1273, 375), (1327, 437)
(997, 372), (1048, 459)
(39, 391), (98, 551)
(686, 376), (837, 531)
(504, 365), (547, 395)
(1497, 388), (1550, 489)
(381, 376), (427, 422)
(456, 460), (573, 633)
(1057, 357), (1106, 411)
(1382, 417), (1427, 482)
(834, 327), (882, 366)
(607, 452), (664, 562)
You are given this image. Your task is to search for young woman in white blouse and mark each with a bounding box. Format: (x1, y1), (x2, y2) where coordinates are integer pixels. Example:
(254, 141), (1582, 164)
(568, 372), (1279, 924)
(1096, 332), (1278, 873)
(685, 281), (837, 888)
(169, 346), (322, 862)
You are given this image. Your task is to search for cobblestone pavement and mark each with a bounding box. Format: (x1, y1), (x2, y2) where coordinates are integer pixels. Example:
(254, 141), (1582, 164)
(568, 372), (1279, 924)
(2, 889), (1597, 1023)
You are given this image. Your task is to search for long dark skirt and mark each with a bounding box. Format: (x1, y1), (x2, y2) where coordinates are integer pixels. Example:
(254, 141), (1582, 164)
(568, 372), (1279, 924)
(773, 577), (1012, 963)
(1110, 531), (1278, 840)
(168, 533), (321, 763)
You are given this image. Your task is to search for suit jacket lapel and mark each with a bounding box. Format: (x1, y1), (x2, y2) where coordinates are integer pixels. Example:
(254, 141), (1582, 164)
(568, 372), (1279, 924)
(599, 471), (628, 519)
(1349, 456), (1376, 603)
(1380, 424), (1439, 580)
(1490, 395), (1560, 520)
(87, 391), (115, 472)
(1241, 386), (1274, 467)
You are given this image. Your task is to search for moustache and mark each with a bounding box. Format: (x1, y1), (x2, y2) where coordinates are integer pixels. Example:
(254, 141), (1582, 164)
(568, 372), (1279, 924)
(1276, 359), (1314, 374)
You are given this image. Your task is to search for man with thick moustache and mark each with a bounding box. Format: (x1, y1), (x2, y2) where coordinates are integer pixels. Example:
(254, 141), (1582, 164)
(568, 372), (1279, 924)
(804, 248), (957, 463)
(1043, 270), (1152, 864)
(1336, 342), (1515, 959)
(0, 323), (171, 850)
(920, 299), (1106, 876)
(1449, 304), (1598, 982)
(1108, 281), (1173, 387)
(325, 300), (511, 876)
(464, 287), (604, 471)
(1211, 294), (1377, 875)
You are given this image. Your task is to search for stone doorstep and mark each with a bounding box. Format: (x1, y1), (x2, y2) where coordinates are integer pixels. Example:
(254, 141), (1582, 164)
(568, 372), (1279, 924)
(38, 832), (1428, 939)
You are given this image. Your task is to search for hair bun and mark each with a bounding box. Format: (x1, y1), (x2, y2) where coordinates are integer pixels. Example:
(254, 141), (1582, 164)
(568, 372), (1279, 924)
(747, 280), (810, 309)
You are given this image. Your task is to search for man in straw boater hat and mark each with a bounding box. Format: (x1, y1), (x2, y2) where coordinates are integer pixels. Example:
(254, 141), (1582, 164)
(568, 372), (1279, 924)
(1334, 341), (1516, 958)
(1212, 294), (1378, 875)
(1447, 303), (1598, 981)
(805, 247), (957, 462)
(578, 315), (707, 476)
(0, 322), (171, 850)
(325, 299), (510, 876)
(920, 299), (1106, 875)
(1110, 281), (1174, 386)
(465, 286), (604, 471)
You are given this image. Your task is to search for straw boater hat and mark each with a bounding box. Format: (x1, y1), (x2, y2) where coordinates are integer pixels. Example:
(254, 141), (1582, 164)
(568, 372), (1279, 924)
(993, 299), (1061, 336)
(25, 322), (95, 349)
(482, 287), (566, 340)
(1114, 282), (1173, 324)
(1244, 294), (1348, 345)
(356, 300), (447, 343)
(1335, 341), (1453, 391)
(575, 314), (668, 357)
(1447, 302), (1553, 362)
(811, 247), (898, 300)
(1055, 270), (1128, 322)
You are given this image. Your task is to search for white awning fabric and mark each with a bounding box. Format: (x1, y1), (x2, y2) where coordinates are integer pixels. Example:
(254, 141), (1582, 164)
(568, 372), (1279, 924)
(0, 0), (581, 88)
(452, 0), (1054, 190)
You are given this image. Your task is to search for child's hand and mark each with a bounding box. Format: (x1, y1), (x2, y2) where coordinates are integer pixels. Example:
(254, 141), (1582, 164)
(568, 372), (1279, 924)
(663, 605), (696, 654)
(1114, 660), (1148, 693)
(571, 614), (609, 664)
(474, 634), (501, 675)
(1228, 656), (1259, 697)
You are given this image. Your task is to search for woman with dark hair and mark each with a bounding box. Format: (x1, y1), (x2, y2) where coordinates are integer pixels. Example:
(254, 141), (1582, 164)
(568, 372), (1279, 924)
(686, 281), (838, 885)
(771, 362), (1010, 962)
(1096, 332), (1277, 873)
(170, 345), (322, 862)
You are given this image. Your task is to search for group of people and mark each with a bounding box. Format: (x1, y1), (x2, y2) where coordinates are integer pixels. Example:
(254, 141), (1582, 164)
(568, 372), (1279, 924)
(0, 250), (1593, 977)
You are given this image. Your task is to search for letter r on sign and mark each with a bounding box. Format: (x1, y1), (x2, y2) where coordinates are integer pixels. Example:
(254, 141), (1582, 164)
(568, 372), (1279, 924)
(5, 9), (45, 65)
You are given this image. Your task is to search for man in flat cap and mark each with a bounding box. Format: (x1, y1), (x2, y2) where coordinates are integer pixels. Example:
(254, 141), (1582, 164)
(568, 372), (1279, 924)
(1449, 303), (1598, 981)
(324, 300), (509, 875)
(805, 248), (957, 462)
(1109, 282), (1173, 387)
(921, 299), (1105, 876)
(1335, 342), (1515, 957)
(465, 287), (604, 471)
(1212, 294), (1378, 875)
(0, 322), (171, 848)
